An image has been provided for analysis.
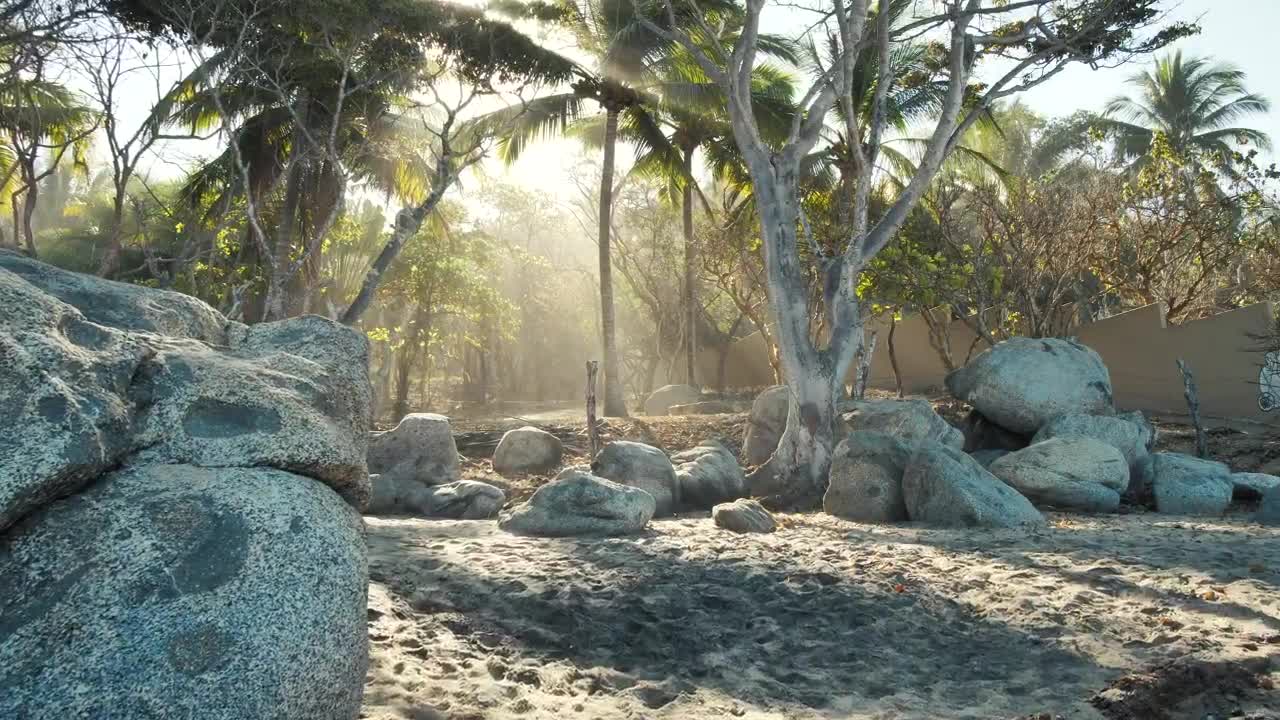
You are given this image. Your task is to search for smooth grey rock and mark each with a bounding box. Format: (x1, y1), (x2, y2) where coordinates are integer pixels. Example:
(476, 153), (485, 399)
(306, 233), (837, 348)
(843, 398), (964, 450)
(367, 476), (504, 519)
(1230, 472), (1280, 501)
(418, 480), (505, 519)
(0, 464), (368, 720)
(367, 414), (460, 488)
(1257, 487), (1280, 525)
(743, 385), (790, 467)
(642, 384), (700, 416)
(667, 400), (735, 415)
(989, 437), (1128, 513)
(671, 441), (746, 511)
(824, 431), (911, 522)
(492, 426), (563, 475)
(1033, 413), (1150, 474)
(498, 468), (655, 536)
(0, 248), (228, 343)
(945, 337), (1114, 434)
(712, 498), (776, 533)
(961, 410), (1031, 453)
(969, 449), (1010, 467)
(1147, 453), (1232, 516)
(591, 441), (679, 516)
(902, 443), (1045, 528)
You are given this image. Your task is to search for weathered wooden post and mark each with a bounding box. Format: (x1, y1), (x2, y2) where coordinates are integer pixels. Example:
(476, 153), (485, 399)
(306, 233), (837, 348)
(586, 360), (601, 460)
(1176, 358), (1209, 458)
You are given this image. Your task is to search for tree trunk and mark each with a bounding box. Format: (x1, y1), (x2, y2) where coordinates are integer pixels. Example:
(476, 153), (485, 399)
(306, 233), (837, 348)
(598, 106), (627, 417)
(888, 314), (904, 398)
(742, 172), (862, 508)
(97, 186), (128, 278)
(682, 146), (697, 387)
(392, 308), (431, 421)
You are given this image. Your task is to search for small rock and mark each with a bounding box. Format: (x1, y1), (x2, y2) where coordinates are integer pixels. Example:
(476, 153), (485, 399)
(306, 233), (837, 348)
(591, 441), (679, 516)
(1230, 472), (1280, 501)
(1032, 412), (1151, 472)
(824, 431), (911, 522)
(671, 440), (746, 510)
(498, 468), (655, 536)
(1146, 453), (1232, 516)
(712, 498), (776, 533)
(642, 384), (701, 416)
(493, 426), (563, 475)
(367, 413), (461, 486)
(902, 442), (1045, 528)
(743, 385), (790, 466)
(842, 398), (964, 450)
(1256, 487), (1280, 526)
(989, 437), (1129, 513)
(667, 400), (736, 415)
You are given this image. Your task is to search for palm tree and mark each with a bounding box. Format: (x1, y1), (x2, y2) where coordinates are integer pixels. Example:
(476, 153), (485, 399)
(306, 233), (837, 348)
(0, 78), (95, 256)
(494, 0), (794, 410)
(118, 0), (574, 320)
(615, 57), (795, 385)
(491, 0), (686, 417)
(1099, 50), (1271, 172)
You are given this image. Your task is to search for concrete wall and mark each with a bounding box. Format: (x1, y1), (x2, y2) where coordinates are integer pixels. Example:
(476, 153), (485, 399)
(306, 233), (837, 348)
(695, 301), (1280, 426)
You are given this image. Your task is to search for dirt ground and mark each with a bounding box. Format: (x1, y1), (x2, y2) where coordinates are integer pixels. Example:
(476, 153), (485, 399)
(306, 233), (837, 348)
(362, 399), (1280, 719)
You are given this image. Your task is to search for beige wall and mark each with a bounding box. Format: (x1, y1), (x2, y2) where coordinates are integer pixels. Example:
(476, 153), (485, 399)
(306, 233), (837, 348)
(697, 301), (1279, 426)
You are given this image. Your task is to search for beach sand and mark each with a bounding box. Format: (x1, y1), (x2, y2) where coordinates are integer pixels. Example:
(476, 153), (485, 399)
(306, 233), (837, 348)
(360, 511), (1279, 720)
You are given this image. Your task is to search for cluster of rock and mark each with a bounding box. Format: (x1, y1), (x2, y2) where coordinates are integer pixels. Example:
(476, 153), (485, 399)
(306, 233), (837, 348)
(0, 252), (369, 719)
(364, 414), (506, 519)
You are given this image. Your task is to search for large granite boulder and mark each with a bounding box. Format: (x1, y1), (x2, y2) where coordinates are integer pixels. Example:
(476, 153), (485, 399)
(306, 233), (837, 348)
(1117, 410), (1158, 452)
(128, 316), (372, 507)
(0, 248), (228, 343)
(1230, 472), (1280, 501)
(1145, 453), (1233, 516)
(824, 431), (911, 523)
(989, 438), (1129, 513)
(945, 337), (1114, 435)
(591, 441), (679, 516)
(902, 443), (1045, 528)
(642, 384), (701, 416)
(498, 468), (655, 536)
(367, 476), (504, 519)
(492, 426), (563, 475)
(1032, 413), (1150, 475)
(843, 398), (964, 450)
(367, 414), (460, 487)
(0, 465), (368, 719)
(671, 441), (746, 511)
(712, 498), (776, 534)
(743, 385), (790, 466)
(0, 256), (373, 719)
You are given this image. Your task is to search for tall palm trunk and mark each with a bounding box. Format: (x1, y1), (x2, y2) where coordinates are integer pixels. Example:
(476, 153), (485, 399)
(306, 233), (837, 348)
(681, 146), (697, 387)
(599, 106), (627, 417)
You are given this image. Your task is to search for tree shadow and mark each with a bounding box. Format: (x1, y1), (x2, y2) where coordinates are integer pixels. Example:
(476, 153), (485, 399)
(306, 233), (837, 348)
(367, 519), (1112, 715)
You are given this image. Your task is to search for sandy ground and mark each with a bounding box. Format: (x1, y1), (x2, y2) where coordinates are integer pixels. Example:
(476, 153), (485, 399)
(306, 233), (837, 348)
(360, 511), (1280, 720)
